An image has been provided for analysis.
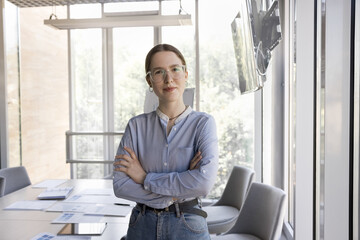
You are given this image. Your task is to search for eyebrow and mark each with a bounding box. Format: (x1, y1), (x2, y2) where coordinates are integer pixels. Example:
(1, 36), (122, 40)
(151, 64), (183, 70)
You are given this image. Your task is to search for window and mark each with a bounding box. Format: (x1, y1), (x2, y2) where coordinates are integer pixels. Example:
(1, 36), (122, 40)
(5, 1), (21, 167)
(198, 0), (255, 198)
(66, 0), (256, 200)
(288, 0), (297, 229)
(112, 27), (154, 146)
(5, 3), (69, 183)
(70, 28), (104, 178)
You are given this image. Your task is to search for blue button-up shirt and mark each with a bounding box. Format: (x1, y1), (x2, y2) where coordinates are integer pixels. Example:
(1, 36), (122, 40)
(113, 106), (219, 209)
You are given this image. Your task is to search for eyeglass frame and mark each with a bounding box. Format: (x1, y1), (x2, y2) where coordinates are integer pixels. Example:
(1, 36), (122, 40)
(146, 65), (187, 83)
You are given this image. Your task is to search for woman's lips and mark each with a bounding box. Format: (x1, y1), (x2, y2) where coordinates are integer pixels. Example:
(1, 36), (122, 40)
(164, 87), (176, 92)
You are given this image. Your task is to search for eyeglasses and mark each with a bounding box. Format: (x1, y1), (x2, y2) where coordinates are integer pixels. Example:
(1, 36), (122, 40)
(146, 65), (186, 83)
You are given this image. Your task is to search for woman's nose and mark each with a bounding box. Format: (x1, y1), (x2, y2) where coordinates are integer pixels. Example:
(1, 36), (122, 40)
(164, 71), (174, 83)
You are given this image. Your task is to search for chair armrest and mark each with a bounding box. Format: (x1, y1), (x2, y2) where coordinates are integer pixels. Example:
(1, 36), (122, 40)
(200, 198), (217, 206)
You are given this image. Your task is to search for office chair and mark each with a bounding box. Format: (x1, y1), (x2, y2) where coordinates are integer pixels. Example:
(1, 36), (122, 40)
(0, 176), (4, 197)
(0, 166), (31, 197)
(203, 165), (255, 234)
(211, 182), (286, 240)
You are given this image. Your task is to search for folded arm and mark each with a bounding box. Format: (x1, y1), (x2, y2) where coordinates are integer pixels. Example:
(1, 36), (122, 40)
(113, 115), (218, 206)
(143, 116), (219, 199)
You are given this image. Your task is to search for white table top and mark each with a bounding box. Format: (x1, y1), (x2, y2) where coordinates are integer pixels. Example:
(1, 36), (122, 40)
(0, 179), (130, 240)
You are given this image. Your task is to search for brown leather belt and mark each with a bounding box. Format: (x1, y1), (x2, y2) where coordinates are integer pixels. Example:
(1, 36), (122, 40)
(137, 198), (207, 218)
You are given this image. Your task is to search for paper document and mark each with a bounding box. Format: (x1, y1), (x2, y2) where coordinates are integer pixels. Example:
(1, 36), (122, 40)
(64, 194), (134, 206)
(46, 202), (96, 213)
(30, 232), (90, 240)
(32, 179), (68, 188)
(84, 204), (132, 217)
(4, 200), (56, 210)
(46, 201), (131, 217)
(52, 212), (104, 223)
(78, 188), (113, 196)
(37, 187), (74, 200)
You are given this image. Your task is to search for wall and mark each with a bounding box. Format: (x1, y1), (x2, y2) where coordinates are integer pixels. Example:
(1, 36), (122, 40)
(17, 6), (70, 183)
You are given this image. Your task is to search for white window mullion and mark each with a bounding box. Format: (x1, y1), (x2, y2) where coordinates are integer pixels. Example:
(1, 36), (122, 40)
(67, 5), (75, 178)
(0, 0), (8, 168)
(323, 0), (351, 238)
(354, 0), (360, 238)
(101, 3), (114, 177)
(295, 0), (315, 238)
(103, 27), (114, 177)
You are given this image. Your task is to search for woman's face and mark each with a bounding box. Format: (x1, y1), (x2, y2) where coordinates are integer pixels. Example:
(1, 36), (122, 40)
(147, 51), (188, 105)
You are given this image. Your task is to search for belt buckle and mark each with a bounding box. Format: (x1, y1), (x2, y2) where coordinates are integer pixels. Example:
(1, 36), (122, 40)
(153, 208), (161, 214)
(153, 207), (169, 214)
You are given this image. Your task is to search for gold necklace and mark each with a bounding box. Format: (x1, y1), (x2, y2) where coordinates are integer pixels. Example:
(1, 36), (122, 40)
(169, 106), (187, 121)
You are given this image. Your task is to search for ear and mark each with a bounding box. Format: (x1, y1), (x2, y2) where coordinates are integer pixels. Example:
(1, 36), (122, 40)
(146, 76), (152, 87)
(184, 70), (189, 80)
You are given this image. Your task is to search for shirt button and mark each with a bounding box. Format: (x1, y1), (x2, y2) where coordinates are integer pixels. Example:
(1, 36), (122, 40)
(165, 144), (168, 147)
(174, 128), (177, 131)
(202, 170), (206, 174)
(164, 162), (168, 166)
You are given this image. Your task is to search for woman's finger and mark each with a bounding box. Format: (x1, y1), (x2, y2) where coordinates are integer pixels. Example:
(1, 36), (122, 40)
(113, 161), (122, 166)
(115, 154), (125, 159)
(114, 166), (126, 172)
(115, 154), (133, 162)
(118, 160), (130, 167)
(192, 153), (201, 162)
(189, 151), (202, 170)
(124, 146), (137, 161)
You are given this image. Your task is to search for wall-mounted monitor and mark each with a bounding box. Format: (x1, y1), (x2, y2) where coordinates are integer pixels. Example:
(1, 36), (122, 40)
(231, 0), (282, 94)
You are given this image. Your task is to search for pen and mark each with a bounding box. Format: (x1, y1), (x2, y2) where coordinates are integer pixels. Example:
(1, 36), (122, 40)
(114, 203), (131, 206)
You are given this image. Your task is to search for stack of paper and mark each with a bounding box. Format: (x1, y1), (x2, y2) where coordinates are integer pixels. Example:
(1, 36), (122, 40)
(38, 187), (74, 200)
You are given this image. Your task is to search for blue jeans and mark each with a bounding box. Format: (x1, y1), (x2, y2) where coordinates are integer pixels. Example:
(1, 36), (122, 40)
(126, 205), (210, 240)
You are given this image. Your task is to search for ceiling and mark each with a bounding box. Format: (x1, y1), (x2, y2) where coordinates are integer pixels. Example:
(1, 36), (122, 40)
(7, 0), (166, 8)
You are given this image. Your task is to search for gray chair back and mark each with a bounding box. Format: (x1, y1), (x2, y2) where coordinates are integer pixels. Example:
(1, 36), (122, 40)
(227, 182), (286, 240)
(0, 166), (31, 196)
(214, 165), (255, 210)
(0, 176), (4, 197)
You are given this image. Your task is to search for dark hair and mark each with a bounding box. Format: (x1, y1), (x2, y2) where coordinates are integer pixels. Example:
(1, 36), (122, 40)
(145, 44), (187, 73)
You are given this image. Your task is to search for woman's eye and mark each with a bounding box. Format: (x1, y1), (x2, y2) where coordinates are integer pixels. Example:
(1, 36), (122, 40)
(172, 66), (181, 72)
(153, 70), (163, 75)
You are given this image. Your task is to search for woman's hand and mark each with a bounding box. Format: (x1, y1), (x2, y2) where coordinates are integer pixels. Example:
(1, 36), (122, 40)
(113, 146), (147, 184)
(189, 151), (202, 170)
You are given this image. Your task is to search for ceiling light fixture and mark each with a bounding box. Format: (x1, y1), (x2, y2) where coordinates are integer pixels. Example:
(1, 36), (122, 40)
(44, 13), (192, 30)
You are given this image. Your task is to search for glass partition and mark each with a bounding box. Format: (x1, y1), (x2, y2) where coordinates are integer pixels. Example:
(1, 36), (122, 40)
(198, 0), (255, 198)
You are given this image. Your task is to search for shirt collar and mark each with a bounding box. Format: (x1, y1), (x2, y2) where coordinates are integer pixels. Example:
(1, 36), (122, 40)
(156, 106), (192, 123)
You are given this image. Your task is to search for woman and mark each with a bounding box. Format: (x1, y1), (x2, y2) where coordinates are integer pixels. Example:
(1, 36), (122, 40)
(113, 44), (218, 240)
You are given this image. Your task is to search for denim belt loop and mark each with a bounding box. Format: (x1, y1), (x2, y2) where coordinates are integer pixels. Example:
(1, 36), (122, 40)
(174, 202), (181, 218)
(141, 204), (146, 215)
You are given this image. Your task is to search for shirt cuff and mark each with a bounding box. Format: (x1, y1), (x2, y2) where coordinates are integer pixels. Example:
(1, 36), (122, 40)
(143, 172), (152, 191)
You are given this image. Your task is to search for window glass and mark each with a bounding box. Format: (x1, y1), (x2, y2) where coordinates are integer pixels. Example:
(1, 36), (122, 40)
(67, 0), (255, 193)
(70, 3), (101, 18)
(113, 27), (154, 131)
(161, 0), (188, 15)
(104, 2), (158, 13)
(6, 3), (69, 182)
(162, 0), (195, 89)
(70, 28), (103, 175)
(198, 0), (255, 198)
(71, 29), (103, 131)
(5, 1), (21, 167)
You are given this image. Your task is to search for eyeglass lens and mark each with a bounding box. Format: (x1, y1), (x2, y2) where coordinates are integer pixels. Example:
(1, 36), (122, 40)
(150, 65), (185, 82)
